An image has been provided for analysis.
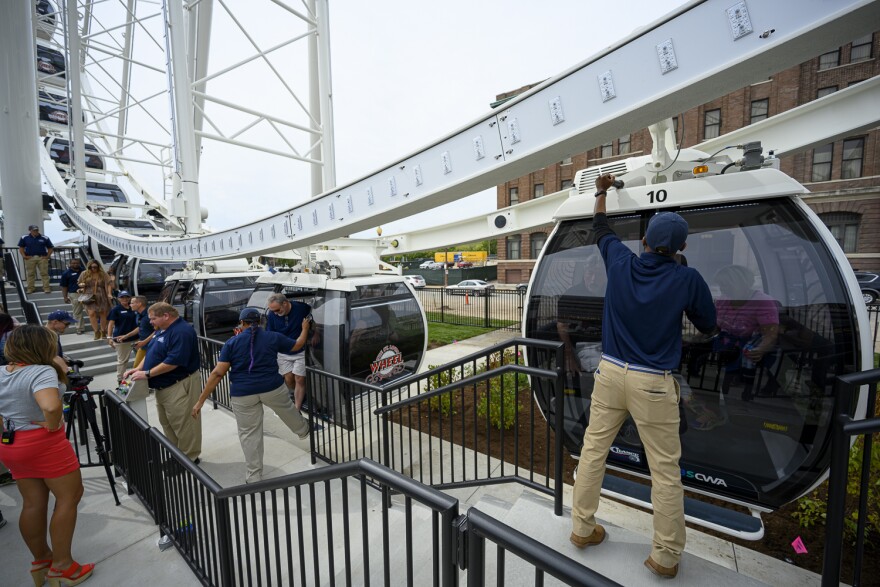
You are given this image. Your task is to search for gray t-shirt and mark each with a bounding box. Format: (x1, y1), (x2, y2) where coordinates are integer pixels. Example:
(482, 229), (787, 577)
(0, 365), (61, 431)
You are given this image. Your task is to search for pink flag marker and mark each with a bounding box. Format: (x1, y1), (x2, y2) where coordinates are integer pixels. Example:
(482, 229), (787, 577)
(791, 536), (808, 554)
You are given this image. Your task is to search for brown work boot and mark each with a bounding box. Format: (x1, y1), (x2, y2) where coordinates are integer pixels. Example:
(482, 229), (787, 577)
(644, 556), (679, 578)
(569, 524), (606, 548)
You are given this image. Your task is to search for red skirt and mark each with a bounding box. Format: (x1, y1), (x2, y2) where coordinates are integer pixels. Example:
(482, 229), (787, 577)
(0, 428), (80, 480)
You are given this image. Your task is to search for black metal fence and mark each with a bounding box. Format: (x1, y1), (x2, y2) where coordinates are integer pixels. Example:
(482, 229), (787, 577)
(307, 338), (567, 515)
(101, 389), (614, 586)
(413, 288), (525, 331)
(821, 367), (880, 587)
(197, 336), (233, 411)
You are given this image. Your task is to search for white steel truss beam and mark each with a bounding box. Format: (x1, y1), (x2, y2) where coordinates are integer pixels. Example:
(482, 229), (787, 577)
(50, 0), (880, 261)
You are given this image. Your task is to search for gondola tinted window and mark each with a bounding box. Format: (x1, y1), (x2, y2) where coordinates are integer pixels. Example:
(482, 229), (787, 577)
(36, 46), (66, 78)
(525, 198), (858, 509)
(47, 139), (104, 170)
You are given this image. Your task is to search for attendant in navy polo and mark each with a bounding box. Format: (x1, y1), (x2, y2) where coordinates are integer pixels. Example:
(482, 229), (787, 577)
(192, 308), (311, 483)
(59, 258), (85, 334)
(18, 225), (54, 294)
(45, 310), (76, 374)
(106, 291), (138, 382)
(569, 174), (716, 579)
(124, 302), (202, 461)
(130, 296), (154, 367)
(265, 293), (312, 410)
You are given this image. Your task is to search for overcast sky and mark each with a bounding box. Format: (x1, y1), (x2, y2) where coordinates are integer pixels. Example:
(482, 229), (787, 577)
(44, 0), (687, 244)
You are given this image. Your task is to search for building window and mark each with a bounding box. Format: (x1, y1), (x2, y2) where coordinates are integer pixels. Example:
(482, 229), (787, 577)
(817, 86), (838, 98)
(851, 34), (873, 62)
(672, 116), (679, 142)
(561, 179), (573, 190)
(530, 232), (547, 259)
(533, 183), (544, 199)
(600, 142), (612, 158)
(560, 157), (572, 166)
(506, 235), (521, 260)
(618, 135), (630, 155)
(818, 49), (840, 70)
(821, 212), (860, 253)
(509, 186), (519, 205)
(750, 99), (769, 124)
(811, 144), (833, 182)
(842, 137), (865, 179)
(704, 109), (721, 139)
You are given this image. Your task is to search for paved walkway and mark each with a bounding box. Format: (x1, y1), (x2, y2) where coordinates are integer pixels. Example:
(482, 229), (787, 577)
(0, 330), (827, 586)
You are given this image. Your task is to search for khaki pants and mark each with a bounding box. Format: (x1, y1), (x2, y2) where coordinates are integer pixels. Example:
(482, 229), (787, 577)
(571, 358), (685, 568)
(230, 383), (309, 483)
(113, 341), (133, 382)
(70, 298), (85, 333)
(154, 371), (202, 460)
(25, 256), (50, 293)
(134, 347), (147, 370)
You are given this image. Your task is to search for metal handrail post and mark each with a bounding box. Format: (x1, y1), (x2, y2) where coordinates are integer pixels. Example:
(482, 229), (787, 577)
(215, 497), (236, 587)
(852, 385), (877, 583)
(821, 377), (854, 587)
(441, 507), (460, 587)
(553, 344), (565, 516)
(466, 521), (485, 587)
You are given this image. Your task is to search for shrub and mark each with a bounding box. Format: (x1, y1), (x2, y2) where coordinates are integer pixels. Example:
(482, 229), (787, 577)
(423, 364), (470, 417)
(476, 349), (525, 430)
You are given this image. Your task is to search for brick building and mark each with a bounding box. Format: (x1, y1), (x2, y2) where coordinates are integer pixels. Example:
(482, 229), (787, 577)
(495, 32), (880, 284)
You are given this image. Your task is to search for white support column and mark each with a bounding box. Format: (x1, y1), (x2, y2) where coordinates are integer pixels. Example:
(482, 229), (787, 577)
(314, 0), (336, 191)
(66, 0), (88, 208)
(115, 0), (137, 155)
(188, 0), (213, 165)
(307, 0), (322, 197)
(163, 0), (202, 233)
(0, 1), (44, 242)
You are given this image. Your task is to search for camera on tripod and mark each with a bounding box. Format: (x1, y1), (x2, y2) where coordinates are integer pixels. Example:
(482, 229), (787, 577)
(65, 358), (93, 391)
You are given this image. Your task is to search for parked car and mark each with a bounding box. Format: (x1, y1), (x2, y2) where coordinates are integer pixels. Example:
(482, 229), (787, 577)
(404, 275), (426, 288)
(856, 271), (879, 305)
(425, 262), (446, 270)
(456, 261), (473, 268)
(446, 280), (495, 296)
(419, 260), (435, 269)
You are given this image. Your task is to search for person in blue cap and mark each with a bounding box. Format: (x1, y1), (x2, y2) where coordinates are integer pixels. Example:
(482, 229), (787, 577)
(17, 225), (54, 294)
(569, 174), (717, 579)
(45, 310), (76, 373)
(106, 291), (138, 383)
(191, 307), (312, 483)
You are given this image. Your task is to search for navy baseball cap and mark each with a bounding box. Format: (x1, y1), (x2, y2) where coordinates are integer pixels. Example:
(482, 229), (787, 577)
(645, 212), (688, 254)
(48, 310), (76, 323)
(28, 224), (39, 231)
(117, 290), (132, 298)
(239, 307), (262, 323)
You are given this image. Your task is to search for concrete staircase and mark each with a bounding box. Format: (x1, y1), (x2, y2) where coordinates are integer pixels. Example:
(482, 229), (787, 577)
(2, 284), (118, 376)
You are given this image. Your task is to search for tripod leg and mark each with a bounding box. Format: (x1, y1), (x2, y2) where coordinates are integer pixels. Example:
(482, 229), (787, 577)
(79, 393), (121, 506)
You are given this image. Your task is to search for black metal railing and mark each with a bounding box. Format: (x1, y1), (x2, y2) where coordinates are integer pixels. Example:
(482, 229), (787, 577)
(308, 338), (566, 514)
(3, 252), (43, 324)
(414, 288), (524, 330)
(197, 336), (232, 411)
(101, 387), (615, 587)
(2, 245), (85, 284)
(460, 508), (622, 587)
(821, 367), (880, 587)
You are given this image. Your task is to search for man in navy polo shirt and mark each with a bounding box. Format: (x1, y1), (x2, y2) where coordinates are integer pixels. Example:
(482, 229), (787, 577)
(60, 258), (85, 334)
(124, 302), (202, 462)
(107, 290), (138, 382)
(17, 225), (54, 294)
(265, 293), (312, 410)
(46, 309), (76, 373)
(569, 174), (716, 579)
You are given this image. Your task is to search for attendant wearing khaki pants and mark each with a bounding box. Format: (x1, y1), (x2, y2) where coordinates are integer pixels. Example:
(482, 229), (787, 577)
(106, 291), (138, 383)
(124, 302), (202, 461)
(17, 225), (53, 294)
(192, 307), (312, 483)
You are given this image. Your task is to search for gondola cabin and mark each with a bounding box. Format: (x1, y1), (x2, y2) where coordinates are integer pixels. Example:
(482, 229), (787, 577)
(523, 146), (871, 534)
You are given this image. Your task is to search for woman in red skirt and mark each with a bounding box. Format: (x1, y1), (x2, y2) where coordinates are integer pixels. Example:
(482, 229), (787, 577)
(0, 325), (94, 587)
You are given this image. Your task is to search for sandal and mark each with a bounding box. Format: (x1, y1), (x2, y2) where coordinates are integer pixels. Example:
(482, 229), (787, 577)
(46, 561), (94, 587)
(31, 559), (52, 587)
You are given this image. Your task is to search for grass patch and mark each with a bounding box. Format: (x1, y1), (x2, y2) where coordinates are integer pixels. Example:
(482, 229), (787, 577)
(425, 311), (518, 330)
(428, 322), (497, 348)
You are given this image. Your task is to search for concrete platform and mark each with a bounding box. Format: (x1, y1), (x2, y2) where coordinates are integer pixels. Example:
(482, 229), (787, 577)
(0, 333), (827, 586)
